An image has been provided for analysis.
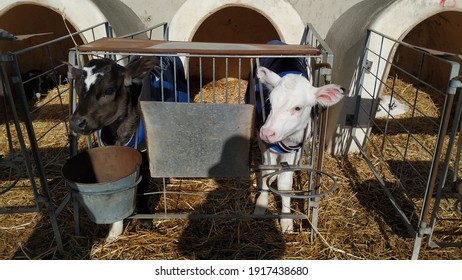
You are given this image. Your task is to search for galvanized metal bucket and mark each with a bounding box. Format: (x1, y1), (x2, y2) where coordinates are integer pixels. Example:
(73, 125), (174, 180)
(62, 146), (142, 224)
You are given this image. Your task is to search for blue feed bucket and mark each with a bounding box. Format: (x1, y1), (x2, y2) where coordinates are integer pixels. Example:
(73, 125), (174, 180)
(62, 146), (142, 224)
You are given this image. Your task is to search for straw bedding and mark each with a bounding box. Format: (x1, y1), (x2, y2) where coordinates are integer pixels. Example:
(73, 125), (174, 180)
(0, 77), (461, 260)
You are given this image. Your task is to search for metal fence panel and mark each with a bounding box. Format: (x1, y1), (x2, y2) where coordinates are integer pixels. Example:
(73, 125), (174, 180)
(0, 22), (111, 251)
(351, 29), (462, 259)
(70, 24), (336, 238)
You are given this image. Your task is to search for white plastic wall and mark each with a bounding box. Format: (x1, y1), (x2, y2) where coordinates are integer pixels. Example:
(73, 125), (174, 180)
(2, 0), (461, 155)
(0, 0), (147, 45)
(325, 0), (462, 154)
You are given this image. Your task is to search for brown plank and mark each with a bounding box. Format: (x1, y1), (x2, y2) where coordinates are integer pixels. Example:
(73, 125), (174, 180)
(76, 38), (320, 56)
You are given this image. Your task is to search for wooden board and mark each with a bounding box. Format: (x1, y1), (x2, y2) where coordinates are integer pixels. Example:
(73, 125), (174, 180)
(77, 38), (320, 56)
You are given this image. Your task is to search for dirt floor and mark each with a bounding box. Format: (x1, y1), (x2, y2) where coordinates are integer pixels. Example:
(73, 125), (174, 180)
(1, 78), (461, 260)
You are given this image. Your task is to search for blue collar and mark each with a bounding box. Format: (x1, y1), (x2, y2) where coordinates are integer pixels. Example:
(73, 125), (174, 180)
(97, 119), (144, 148)
(269, 142), (302, 153)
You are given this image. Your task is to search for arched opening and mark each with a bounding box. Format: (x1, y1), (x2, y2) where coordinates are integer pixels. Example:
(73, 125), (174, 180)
(0, 4), (83, 75)
(324, 1), (462, 155)
(192, 6), (280, 45)
(0, 1), (146, 76)
(393, 11), (462, 92)
(169, 0), (304, 44)
(189, 6), (280, 83)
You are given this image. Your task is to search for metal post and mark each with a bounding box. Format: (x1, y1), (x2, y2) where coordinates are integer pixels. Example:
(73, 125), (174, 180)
(10, 55), (64, 251)
(413, 76), (460, 259)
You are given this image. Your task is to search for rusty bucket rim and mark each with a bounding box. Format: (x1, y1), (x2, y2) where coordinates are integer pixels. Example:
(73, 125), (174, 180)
(61, 146), (142, 187)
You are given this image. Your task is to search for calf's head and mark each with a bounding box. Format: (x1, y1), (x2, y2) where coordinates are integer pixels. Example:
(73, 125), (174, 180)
(69, 57), (156, 135)
(257, 66), (344, 144)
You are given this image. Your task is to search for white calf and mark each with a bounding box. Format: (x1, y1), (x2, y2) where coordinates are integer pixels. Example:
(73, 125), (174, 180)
(254, 66), (344, 233)
(375, 95), (410, 118)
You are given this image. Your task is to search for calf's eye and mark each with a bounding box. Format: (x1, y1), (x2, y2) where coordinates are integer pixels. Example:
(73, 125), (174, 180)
(105, 88), (114, 95)
(294, 106), (301, 111)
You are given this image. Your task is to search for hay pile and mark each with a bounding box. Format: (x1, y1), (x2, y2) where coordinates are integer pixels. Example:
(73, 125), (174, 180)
(0, 77), (461, 260)
(192, 77), (247, 104)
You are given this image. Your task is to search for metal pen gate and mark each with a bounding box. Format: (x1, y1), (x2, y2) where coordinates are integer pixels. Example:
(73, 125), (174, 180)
(0, 22), (111, 252)
(0, 21), (187, 255)
(350, 29), (462, 259)
(70, 23), (337, 239)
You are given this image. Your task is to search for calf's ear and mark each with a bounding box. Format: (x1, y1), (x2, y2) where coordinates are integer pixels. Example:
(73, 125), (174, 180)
(257, 67), (281, 91)
(59, 59), (81, 80)
(314, 84), (344, 107)
(125, 56), (157, 85)
(70, 67), (83, 80)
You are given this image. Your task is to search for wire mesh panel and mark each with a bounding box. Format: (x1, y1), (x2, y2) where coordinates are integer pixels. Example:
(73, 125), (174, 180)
(0, 22), (111, 251)
(71, 31), (337, 237)
(350, 29), (462, 259)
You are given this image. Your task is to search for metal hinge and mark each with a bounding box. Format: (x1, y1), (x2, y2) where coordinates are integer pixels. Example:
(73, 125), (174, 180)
(345, 114), (355, 126)
(364, 60), (373, 73)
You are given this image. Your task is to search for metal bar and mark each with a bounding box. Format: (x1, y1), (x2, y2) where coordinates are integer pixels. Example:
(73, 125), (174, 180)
(418, 93), (455, 230)
(0, 63), (40, 202)
(173, 56), (178, 102)
(238, 58), (242, 104)
(0, 75), (15, 160)
(429, 240), (462, 248)
(105, 22), (112, 38)
(13, 22), (108, 55)
(0, 207), (41, 214)
(162, 177), (168, 217)
(451, 107), (462, 185)
(212, 57), (216, 103)
(130, 213), (308, 220)
(55, 193), (71, 216)
(10, 55), (64, 251)
(427, 77), (462, 242)
(185, 55), (191, 103)
(352, 135), (416, 235)
(225, 58), (229, 103)
(199, 57), (203, 102)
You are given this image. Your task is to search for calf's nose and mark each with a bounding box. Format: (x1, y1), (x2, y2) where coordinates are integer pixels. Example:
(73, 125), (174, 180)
(260, 127), (276, 143)
(69, 116), (88, 133)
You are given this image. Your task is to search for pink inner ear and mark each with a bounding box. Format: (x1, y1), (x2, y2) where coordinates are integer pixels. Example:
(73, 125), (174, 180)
(315, 85), (344, 107)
